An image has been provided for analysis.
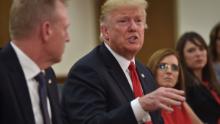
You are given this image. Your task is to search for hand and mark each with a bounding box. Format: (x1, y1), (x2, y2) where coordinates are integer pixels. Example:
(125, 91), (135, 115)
(139, 87), (185, 112)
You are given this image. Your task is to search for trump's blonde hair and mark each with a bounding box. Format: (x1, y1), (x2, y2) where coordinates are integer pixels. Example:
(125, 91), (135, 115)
(100, 0), (148, 24)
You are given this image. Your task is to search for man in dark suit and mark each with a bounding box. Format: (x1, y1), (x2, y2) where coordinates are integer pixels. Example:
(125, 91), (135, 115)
(0, 0), (70, 124)
(62, 0), (185, 124)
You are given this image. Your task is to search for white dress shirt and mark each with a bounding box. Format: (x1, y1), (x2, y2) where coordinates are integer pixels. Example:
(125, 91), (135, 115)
(11, 42), (52, 124)
(104, 43), (151, 124)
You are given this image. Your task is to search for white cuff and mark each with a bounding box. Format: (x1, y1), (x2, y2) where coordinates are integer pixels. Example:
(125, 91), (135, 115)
(131, 97), (151, 123)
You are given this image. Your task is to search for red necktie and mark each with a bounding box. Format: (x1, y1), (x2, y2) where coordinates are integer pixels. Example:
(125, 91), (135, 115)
(128, 62), (143, 97)
(128, 62), (152, 124)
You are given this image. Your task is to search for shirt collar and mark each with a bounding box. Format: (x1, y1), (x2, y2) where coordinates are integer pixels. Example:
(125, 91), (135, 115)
(104, 42), (135, 72)
(11, 42), (41, 80)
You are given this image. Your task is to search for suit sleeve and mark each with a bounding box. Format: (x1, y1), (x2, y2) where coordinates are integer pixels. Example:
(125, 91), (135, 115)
(61, 64), (138, 124)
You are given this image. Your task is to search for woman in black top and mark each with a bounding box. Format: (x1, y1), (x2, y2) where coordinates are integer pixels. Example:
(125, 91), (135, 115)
(176, 31), (220, 124)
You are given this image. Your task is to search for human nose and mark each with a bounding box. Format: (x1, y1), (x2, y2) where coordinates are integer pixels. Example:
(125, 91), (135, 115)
(166, 66), (172, 73)
(66, 32), (70, 43)
(164, 65), (174, 74)
(128, 19), (138, 31)
(195, 49), (203, 57)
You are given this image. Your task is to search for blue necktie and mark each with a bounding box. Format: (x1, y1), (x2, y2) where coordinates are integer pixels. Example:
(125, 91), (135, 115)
(35, 72), (51, 124)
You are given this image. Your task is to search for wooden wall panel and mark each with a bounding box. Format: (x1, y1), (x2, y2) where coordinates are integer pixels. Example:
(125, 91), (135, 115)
(137, 0), (176, 65)
(0, 0), (12, 47)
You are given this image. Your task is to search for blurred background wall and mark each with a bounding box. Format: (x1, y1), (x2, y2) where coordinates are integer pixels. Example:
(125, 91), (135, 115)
(1, 0), (220, 80)
(177, 0), (220, 42)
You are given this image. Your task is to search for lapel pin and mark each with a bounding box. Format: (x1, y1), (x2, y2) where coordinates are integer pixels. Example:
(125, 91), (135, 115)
(48, 79), (52, 84)
(141, 73), (145, 78)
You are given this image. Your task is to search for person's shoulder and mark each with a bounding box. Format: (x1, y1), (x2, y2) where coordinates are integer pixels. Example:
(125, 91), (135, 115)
(0, 55), (8, 77)
(0, 49), (6, 68)
(73, 44), (104, 67)
(136, 61), (151, 72)
(136, 60), (155, 78)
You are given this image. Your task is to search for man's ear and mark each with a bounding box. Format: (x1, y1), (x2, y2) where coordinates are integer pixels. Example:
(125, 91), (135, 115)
(41, 21), (52, 42)
(100, 25), (109, 41)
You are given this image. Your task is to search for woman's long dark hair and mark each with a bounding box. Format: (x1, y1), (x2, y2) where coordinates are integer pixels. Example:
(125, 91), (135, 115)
(209, 22), (220, 62)
(176, 31), (220, 95)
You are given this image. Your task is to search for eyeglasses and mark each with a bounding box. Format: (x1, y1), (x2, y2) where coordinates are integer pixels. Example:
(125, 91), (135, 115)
(158, 63), (179, 72)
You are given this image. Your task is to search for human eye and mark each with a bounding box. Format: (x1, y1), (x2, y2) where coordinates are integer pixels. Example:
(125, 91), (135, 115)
(135, 18), (144, 24)
(118, 20), (126, 23)
(135, 18), (141, 22)
(158, 63), (168, 71)
(187, 48), (195, 53)
(117, 18), (128, 23)
(199, 46), (205, 51)
(171, 64), (179, 72)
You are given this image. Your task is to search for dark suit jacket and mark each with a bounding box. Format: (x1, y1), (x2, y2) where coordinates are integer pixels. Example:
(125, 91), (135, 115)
(186, 84), (220, 124)
(62, 43), (163, 124)
(0, 43), (63, 124)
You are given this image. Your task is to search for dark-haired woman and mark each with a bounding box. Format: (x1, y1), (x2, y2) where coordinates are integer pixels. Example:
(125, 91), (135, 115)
(176, 31), (220, 124)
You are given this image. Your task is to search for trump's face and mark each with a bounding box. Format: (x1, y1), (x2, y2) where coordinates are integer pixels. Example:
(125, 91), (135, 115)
(101, 6), (146, 60)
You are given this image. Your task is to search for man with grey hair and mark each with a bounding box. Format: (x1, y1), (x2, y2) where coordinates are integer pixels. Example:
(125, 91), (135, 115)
(0, 0), (70, 124)
(62, 0), (185, 124)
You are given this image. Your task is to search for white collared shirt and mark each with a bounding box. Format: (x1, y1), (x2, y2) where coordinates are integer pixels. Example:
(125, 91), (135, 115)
(11, 42), (52, 124)
(104, 43), (151, 123)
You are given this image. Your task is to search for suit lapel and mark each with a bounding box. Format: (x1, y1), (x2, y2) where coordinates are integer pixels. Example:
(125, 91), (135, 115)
(2, 44), (35, 124)
(136, 62), (155, 94)
(108, 68), (135, 101)
(99, 44), (134, 101)
(98, 44), (156, 100)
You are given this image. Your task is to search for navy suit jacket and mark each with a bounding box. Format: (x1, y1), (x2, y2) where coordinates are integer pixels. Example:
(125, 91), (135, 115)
(62, 43), (163, 124)
(0, 43), (63, 124)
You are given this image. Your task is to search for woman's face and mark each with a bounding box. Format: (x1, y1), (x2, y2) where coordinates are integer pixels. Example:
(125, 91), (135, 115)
(183, 40), (207, 71)
(156, 55), (179, 88)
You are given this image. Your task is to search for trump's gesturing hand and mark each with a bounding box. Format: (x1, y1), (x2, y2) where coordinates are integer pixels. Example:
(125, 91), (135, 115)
(139, 87), (185, 112)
